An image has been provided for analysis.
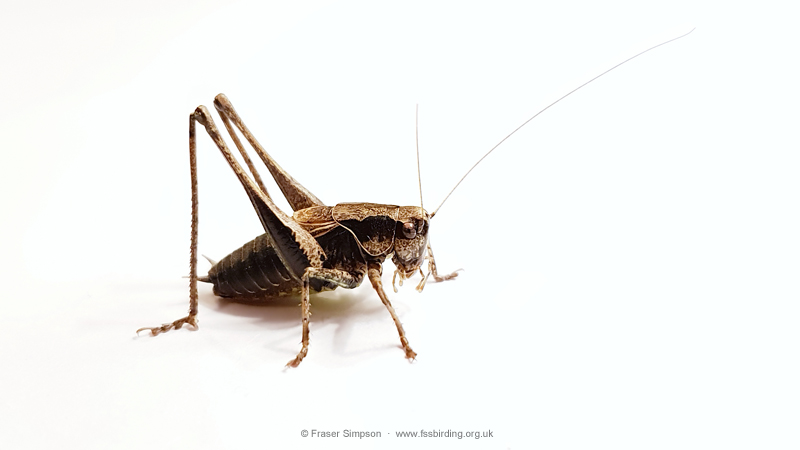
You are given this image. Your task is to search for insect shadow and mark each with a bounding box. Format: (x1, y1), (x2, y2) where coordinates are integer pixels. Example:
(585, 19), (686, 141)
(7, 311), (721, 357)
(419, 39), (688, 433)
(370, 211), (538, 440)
(196, 283), (419, 359)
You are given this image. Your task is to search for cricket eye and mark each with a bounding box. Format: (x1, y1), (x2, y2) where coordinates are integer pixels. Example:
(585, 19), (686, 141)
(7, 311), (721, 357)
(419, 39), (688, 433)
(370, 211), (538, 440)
(402, 221), (417, 239)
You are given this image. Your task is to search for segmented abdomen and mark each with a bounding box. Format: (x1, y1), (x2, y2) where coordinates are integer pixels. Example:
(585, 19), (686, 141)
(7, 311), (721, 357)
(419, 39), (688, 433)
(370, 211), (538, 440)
(204, 233), (301, 299)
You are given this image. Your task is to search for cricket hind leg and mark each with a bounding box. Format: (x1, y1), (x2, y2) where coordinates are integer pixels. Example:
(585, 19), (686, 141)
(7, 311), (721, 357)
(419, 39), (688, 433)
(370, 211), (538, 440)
(286, 267), (366, 368)
(212, 94), (324, 212)
(137, 114), (202, 337)
(140, 102), (331, 368)
(138, 103), (299, 338)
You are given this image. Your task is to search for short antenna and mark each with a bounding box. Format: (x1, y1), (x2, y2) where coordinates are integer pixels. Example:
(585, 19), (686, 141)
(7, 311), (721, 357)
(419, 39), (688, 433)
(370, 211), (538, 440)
(430, 28), (695, 218)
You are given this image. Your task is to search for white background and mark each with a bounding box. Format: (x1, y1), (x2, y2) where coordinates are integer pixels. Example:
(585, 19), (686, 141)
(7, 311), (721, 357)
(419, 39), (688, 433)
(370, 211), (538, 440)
(1, 0), (798, 449)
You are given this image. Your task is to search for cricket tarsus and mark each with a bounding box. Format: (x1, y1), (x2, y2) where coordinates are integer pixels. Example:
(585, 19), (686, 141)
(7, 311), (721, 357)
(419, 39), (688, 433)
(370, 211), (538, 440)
(136, 316), (197, 336)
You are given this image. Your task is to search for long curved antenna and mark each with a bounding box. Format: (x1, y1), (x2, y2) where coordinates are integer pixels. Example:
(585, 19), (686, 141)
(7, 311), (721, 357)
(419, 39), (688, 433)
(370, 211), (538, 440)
(430, 28), (695, 218)
(416, 103), (424, 213)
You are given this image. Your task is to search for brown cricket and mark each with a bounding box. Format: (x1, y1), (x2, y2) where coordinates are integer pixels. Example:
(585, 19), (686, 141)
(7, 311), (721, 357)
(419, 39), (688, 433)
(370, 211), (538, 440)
(137, 30), (693, 367)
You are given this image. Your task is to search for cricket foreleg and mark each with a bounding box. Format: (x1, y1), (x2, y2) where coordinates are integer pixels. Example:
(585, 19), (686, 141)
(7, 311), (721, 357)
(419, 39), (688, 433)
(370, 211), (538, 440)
(368, 262), (417, 361)
(415, 244), (461, 292)
(286, 267), (365, 368)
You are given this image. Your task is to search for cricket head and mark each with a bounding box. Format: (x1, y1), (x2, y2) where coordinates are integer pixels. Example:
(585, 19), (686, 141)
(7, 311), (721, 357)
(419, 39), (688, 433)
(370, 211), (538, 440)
(391, 206), (430, 280)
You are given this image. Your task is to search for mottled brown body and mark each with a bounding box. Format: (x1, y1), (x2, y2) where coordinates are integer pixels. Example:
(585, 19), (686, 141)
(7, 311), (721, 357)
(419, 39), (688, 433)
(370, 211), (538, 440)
(137, 94), (457, 367)
(203, 203), (426, 299)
